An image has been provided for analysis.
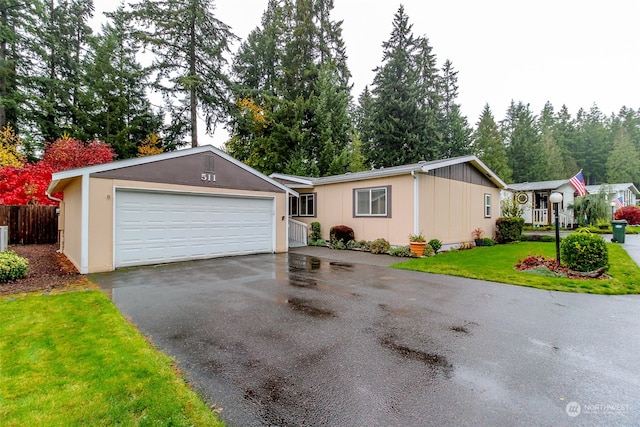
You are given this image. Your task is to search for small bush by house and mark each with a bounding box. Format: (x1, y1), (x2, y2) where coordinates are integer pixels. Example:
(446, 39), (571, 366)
(560, 232), (609, 272)
(496, 217), (524, 243)
(370, 238), (390, 254)
(428, 239), (442, 253)
(329, 225), (354, 245)
(0, 251), (29, 283)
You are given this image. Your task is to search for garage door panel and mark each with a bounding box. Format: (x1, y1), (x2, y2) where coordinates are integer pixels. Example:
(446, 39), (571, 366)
(115, 191), (274, 268)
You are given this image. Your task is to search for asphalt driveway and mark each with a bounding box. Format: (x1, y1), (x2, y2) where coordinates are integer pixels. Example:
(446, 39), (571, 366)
(92, 252), (640, 426)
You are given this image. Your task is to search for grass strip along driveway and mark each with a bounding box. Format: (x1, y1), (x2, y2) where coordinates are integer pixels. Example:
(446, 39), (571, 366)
(392, 242), (640, 294)
(0, 289), (224, 427)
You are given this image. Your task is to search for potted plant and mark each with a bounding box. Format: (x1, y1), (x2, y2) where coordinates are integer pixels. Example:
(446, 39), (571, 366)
(472, 227), (485, 246)
(409, 232), (427, 257)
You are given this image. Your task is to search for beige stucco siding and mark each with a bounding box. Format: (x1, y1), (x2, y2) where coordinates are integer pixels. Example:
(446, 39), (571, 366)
(295, 171), (501, 246)
(301, 175), (415, 246)
(88, 178), (115, 273)
(419, 174), (500, 244)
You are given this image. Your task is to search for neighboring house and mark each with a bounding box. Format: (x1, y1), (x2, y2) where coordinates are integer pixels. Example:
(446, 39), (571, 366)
(505, 180), (578, 228)
(585, 183), (639, 210)
(46, 145), (295, 274)
(271, 155), (507, 247)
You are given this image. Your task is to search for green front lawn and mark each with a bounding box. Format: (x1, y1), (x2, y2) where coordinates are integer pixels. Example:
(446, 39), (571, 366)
(392, 242), (640, 294)
(0, 290), (224, 426)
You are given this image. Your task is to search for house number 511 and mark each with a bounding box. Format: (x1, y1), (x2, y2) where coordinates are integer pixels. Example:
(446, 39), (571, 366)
(201, 173), (216, 182)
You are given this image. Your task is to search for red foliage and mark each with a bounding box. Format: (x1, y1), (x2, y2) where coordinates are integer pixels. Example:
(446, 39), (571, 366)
(0, 137), (115, 206)
(0, 163), (60, 205)
(516, 255), (563, 272)
(40, 138), (116, 173)
(614, 206), (640, 225)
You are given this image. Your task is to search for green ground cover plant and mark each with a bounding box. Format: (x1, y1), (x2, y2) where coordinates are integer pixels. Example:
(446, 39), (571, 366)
(391, 242), (640, 294)
(0, 290), (223, 426)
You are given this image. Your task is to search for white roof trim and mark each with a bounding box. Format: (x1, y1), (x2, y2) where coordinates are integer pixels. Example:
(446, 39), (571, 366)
(47, 145), (293, 196)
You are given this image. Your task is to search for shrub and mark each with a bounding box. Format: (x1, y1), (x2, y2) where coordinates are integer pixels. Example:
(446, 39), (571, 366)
(308, 238), (326, 247)
(521, 234), (556, 242)
(310, 222), (322, 241)
(427, 239), (442, 253)
(329, 225), (354, 245)
(329, 239), (347, 250)
(0, 251), (29, 283)
(388, 246), (414, 257)
(560, 231), (609, 272)
(422, 244), (435, 257)
(496, 217), (524, 243)
(615, 206), (640, 225)
(357, 240), (371, 251)
(369, 238), (390, 254)
(482, 237), (495, 246)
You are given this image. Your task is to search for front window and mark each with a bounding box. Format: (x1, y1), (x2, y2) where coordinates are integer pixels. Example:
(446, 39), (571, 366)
(290, 193), (316, 217)
(355, 187), (389, 217)
(485, 193), (492, 218)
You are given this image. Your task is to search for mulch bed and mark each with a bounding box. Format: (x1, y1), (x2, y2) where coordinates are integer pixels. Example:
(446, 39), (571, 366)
(0, 244), (82, 296)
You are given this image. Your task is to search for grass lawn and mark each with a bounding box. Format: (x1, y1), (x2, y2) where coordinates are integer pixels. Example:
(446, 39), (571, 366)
(0, 289), (224, 427)
(392, 242), (640, 294)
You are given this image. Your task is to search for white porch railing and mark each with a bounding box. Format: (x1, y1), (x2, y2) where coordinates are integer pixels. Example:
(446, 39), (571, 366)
(533, 208), (574, 228)
(532, 209), (548, 226)
(289, 218), (308, 246)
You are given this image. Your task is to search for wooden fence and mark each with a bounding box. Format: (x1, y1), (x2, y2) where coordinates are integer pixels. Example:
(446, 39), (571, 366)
(0, 205), (58, 245)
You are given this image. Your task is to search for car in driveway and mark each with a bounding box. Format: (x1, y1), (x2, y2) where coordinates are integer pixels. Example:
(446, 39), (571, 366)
(92, 251), (640, 426)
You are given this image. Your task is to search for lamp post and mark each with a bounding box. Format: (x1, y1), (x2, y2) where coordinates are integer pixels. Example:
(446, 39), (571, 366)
(610, 201), (616, 221)
(550, 192), (563, 264)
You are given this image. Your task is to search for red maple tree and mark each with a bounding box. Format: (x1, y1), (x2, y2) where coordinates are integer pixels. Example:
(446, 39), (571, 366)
(0, 137), (116, 206)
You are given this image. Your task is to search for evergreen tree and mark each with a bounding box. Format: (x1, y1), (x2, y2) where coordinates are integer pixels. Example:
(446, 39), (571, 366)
(502, 101), (544, 182)
(537, 102), (565, 180)
(472, 104), (512, 182)
(438, 59), (471, 158)
(126, 0), (236, 147)
(85, 11), (163, 159)
(227, 0), (352, 176)
(575, 104), (610, 184)
(552, 104), (578, 178)
(606, 127), (640, 184)
(367, 5), (425, 167)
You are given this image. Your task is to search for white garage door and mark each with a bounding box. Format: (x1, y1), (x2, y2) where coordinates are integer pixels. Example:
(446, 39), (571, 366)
(115, 190), (274, 268)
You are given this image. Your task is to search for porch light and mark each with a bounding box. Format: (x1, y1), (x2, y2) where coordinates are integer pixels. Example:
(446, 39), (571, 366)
(550, 192), (563, 263)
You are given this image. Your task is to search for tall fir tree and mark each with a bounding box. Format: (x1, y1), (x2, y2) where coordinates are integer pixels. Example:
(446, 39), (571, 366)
(85, 9), (163, 159)
(502, 101), (545, 182)
(438, 59), (471, 158)
(575, 104), (610, 184)
(606, 127), (640, 184)
(537, 102), (565, 180)
(552, 104), (579, 178)
(472, 104), (512, 182)
(125, 0), (236, 148)
(367, 5), (427, 167)
(227, 0), (352, 176)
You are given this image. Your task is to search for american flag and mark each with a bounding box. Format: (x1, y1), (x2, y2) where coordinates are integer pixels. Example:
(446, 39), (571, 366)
(614, 196), (624, 208)
(569, 171), (586, 196)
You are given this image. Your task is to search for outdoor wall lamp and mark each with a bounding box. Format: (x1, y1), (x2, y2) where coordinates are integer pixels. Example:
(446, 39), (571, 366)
(550, 192), (563, 263)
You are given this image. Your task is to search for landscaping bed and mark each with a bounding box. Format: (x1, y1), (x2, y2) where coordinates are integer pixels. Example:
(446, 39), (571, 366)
(0, 244), (80, 296)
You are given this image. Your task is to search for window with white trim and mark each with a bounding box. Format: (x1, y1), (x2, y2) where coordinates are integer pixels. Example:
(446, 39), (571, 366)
(355, 187), (389, 217)
(289, 193), (316, 217)
(484, 193), (492, 218)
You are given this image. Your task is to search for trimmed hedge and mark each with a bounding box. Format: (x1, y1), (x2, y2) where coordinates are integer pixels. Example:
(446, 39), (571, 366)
(560, 232), (609, 272)
(0, 251), (29, 283)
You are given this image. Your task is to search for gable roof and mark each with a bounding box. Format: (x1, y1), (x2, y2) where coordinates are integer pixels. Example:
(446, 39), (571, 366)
(47, 145), (294, 195)
(271, 155), (507, 189)
(507, 179), (570, 192)
(585, 183), (640, 196)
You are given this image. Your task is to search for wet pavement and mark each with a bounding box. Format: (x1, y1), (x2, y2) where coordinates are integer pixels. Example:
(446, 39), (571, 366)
(92, 252), (640, 426)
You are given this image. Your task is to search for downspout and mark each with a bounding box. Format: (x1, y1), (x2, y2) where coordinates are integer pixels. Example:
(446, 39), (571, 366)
(411, 170), (419, 235)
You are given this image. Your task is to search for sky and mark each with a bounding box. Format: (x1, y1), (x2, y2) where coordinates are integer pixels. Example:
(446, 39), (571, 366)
(93, 0), (640, 147)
